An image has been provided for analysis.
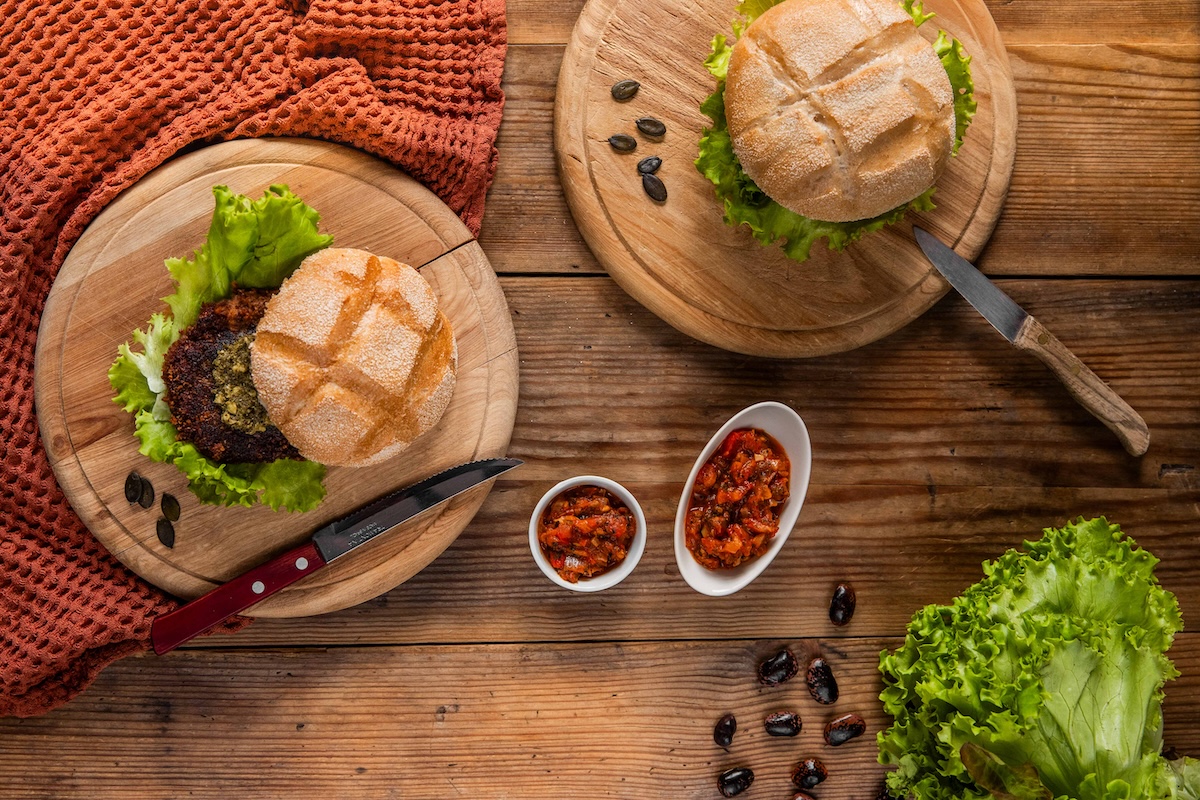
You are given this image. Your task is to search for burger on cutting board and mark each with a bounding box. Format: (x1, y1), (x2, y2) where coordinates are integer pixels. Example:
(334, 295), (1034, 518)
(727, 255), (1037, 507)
(109, 186), (456, 512)
(695, 0), (977, 262)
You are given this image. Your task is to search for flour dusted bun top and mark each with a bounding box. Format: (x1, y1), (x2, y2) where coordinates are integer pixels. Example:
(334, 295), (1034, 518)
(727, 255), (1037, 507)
(250, 248), (457, 467)
(724, 0), (956, 222)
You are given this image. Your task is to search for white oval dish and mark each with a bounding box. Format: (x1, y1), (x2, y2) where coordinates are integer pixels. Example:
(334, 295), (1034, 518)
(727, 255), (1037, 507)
(529, 475), (647, 592)
(673, 402), (812, 596)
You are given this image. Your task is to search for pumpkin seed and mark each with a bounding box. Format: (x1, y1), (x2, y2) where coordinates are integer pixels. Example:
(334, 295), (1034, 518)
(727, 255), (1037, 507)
(124, 472), (142, 503)
(156, 517), (175, 549)
(635, 116), (666, 138)
(642, 173), (667, 202)
(138, 476), (155, 509)
(637, 156), (661, 175)
(610, 79), (640, 101)
(608, 133), (637, 152)
(161, 492), (181, 522)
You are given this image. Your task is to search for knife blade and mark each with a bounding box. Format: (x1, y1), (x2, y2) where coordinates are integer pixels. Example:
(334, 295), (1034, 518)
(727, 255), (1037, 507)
(913, 227), (1149, 457)
(150, 458), (523, 654)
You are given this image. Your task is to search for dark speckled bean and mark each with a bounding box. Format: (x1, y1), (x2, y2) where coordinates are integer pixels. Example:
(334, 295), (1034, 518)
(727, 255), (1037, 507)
(824, 712), (867, 746)
(764, 711), (802, 737)
(713, 713), (737, 747)
(758, 648), (799, 686)
(718, 767), (754, 797)
(792, 758), (828, 790)
(806, 656), (839, 704)
(829, 582), (857, 626)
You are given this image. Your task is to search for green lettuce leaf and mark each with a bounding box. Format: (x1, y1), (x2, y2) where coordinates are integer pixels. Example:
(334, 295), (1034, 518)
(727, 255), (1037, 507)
(109, 313), (178, 414)
(163, 185), (332, 327)
(111, 185), (331, 512)
(878, 518), (1194, 800)
(694, 0), (977, 263)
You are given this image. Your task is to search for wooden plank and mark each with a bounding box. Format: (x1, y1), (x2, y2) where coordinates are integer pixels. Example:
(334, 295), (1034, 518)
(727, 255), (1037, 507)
(983, 43), (1200, 274)
(492, 276), (1197, 488)
(188, 481), (1200, 646)
(481, 45), (601, 274)
(504, 0), (1200, 45)
(164, 275), (1200, 646)
(483, 44), (1200, 276)
(0, 637), (1194, 796)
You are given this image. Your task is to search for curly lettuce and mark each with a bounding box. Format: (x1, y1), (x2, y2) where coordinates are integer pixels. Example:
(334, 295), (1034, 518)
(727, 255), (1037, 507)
(108, 185), (331, 512)
(878, 518), (1200, 800)
(695, 0), (977, 262)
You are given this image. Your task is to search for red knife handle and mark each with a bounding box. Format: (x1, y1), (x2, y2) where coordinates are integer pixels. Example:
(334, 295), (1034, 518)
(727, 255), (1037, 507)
(150, 541), (326, 655)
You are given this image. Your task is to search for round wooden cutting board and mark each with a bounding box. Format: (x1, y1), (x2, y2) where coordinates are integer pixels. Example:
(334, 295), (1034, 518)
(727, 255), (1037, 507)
(34, 138), (519, 618)
(555, 0), (1017, 357)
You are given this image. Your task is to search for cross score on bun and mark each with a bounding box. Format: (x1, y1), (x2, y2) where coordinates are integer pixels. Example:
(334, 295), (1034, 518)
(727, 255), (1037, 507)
(725, 0), (955, 223)
(250, 248), (457, 468)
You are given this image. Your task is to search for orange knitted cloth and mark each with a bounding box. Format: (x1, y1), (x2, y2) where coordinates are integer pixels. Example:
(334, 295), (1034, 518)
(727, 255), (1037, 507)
(0, 0), (506, 717)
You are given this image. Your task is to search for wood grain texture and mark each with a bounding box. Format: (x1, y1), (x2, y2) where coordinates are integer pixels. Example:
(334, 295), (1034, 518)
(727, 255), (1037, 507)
(506, 0), (1200, 45)
(151, 276), (1200, 650)
(483, 42), (1200, 277)
(554, 0), (1017, 357)
(0, 637), (1195, 798)
(11, 0), (1200, 794)
(34, 139), (520, 617)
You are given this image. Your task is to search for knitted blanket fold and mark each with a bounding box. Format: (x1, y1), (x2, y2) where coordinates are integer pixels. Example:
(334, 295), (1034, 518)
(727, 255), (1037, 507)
(0, 0), (507, 718)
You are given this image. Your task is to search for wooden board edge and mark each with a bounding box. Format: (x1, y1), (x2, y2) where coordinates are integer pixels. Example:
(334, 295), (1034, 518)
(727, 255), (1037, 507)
(554, 0), (1017, 358)
(246, 246), (521, 618)
(35, 141), (519, 618)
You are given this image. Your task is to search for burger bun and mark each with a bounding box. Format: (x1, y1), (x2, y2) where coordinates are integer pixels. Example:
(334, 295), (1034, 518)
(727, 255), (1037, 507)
(724, 0), (956, 222)
(250, 247), (457, 467)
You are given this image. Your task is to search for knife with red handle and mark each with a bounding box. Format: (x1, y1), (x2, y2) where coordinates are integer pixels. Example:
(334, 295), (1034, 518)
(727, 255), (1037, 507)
(151, 458), (523, 654)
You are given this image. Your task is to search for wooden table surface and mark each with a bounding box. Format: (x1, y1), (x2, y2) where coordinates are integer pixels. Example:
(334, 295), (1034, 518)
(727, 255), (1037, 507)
(3, 0), (1198, 796)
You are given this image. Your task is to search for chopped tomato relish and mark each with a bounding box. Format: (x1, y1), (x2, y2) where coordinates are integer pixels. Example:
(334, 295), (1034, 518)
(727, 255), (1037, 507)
(685, 428), (790, 570)
(538, 485), (636, 583)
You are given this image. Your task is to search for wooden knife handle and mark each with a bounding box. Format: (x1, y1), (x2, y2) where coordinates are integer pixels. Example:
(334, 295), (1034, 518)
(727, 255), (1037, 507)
(1013, 316), (1150, 456)
(150, 541), (326, 655)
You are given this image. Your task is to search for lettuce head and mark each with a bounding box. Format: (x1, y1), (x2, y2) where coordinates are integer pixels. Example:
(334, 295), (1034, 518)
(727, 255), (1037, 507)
(695, 0), (977, 262)
(878, 518), (1200, 800)
(108, 185), (331, 512)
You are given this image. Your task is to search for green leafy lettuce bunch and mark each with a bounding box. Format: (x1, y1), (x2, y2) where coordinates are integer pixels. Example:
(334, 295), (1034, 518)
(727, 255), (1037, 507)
(108, 185), (333, 512)
(878, 517), (1200, 800)
(695, 0), (977, 262)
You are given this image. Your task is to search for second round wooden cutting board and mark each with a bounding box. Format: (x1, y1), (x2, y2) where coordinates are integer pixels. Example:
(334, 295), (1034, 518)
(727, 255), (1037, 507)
(34, 139), (519, 618)
(556, 0), (1017, 358)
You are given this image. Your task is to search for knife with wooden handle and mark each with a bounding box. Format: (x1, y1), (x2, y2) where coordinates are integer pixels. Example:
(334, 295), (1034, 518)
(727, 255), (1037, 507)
(150, 458), (523, 654)
(913, 228), (1150, 457)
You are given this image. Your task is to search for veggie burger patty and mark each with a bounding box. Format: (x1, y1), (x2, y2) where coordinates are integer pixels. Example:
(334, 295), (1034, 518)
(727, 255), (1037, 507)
(163, 289), (300, 464)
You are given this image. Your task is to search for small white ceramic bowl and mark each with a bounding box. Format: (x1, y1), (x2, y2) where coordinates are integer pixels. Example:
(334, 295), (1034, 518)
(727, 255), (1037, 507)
(529, 475), (647, 592)
(673, 402), (812, 596)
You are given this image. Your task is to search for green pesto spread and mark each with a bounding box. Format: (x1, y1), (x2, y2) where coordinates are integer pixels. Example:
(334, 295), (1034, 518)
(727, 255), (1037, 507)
(212, 334), (272, 435)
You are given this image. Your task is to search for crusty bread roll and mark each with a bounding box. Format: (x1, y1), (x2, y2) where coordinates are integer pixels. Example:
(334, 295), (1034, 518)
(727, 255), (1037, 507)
(725, 0), (955, 222)
(250, 248), (457, 467)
